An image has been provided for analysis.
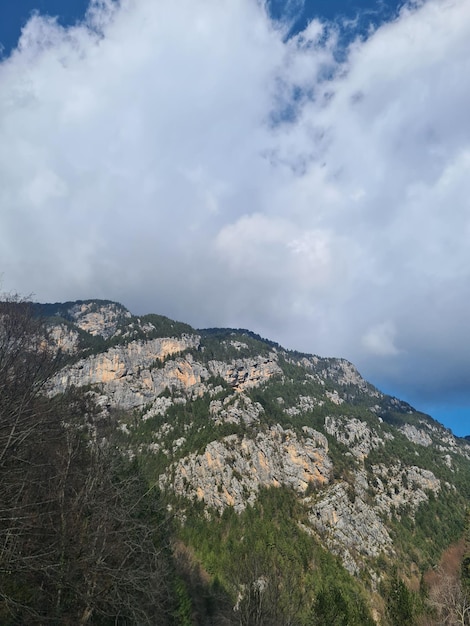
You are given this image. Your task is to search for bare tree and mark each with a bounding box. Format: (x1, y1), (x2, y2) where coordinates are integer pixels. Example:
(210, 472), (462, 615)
(0, 296), (59, 466)
(56, 437), (172, 625)
(0, 296), (63, 621)
(428, 568), (470, 626)
(0, 296), (172, 624)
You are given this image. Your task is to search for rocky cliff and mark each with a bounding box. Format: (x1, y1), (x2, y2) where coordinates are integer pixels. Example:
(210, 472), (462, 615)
(38, 299), (470, 619)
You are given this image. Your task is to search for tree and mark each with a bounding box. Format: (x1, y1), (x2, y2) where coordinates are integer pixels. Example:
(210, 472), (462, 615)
(0, 296), (63, 621)
(311, 584), (375, 626)
(0, 296), (59, 467)
(462, 509), (470, 591)
(428, 568), (470, 626)
(0, 296), (172, 624)
(384, 571), (415, 626)
(50, 435), (173, 625)
(227, 537), (311, 625)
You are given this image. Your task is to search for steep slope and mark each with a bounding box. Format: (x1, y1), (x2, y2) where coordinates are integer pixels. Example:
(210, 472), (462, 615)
(40, 299), (470, 624)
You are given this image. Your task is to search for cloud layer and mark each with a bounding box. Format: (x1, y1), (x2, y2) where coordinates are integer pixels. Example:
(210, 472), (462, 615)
(1, 0), (470, 416)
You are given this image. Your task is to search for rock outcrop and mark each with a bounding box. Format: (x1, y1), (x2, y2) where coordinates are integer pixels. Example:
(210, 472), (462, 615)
(161, 425), (332, 513)
(50, 336), (201, 408)
(209, 394), (264, 426)
(208, 354), (282, 391)
(38, 298), (470, 586)
(400, 424), (433, 447)
(69, 301), (131, 339)
(306, 480), (394, 574)
(48, 324), (79, 354)
(324, 415), (390, 460)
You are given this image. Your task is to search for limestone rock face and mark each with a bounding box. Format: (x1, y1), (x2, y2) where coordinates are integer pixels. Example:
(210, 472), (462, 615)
(48, 324), (79, 354)
(306, 480), (394, 574)
(38, 298), (470, 587)
(371, 463), (441, 516)
(141, 396), (174, 420)
(307, 356), (380, 395)
(69, 301), (131, 339)
(399, 424), (433, 447)
(50, 336), (201, 409)
(305, 461), (441, 573)
(284, 395), (321, 417)
(412, 420), (470, 460)
(161, 425), (332, 513)
(208, 354), (281, 390)
(324, 415), (390, 460)
(209, 394), (264, 426)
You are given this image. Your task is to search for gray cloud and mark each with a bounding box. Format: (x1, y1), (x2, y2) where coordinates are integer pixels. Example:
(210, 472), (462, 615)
(1, 0), (470, 417)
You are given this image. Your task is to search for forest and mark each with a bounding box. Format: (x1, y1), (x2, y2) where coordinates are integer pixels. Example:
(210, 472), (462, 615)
(1, 297), (469, 625)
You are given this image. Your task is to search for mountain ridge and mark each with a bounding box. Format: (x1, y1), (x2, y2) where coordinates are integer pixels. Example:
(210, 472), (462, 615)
(32, 297), (470, 624)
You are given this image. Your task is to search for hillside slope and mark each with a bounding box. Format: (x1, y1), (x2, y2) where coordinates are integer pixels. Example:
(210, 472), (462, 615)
(40, 299), (470, 624)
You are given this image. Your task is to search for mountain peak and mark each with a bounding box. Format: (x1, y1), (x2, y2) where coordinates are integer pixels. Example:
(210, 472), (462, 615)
(30, 297), (470, 623)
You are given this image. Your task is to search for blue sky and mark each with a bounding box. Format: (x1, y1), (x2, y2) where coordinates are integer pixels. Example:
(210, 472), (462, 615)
(0, 0), (89, 55)
(0, 0), (402, 56)
(0, 0), (469, 438)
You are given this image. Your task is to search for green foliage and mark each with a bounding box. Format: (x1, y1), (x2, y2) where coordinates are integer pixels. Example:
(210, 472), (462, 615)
(182, 327), (282, 374)
(125, 386), (250, 485)
(32, 298), (126, 321)
(312, 583), (375, 626)
(178, 487), (374, 625)
(171, 577), (193, 626)
(381, 485), (466, 573)
(363, 428), (470, 575)
(382, 571), (416, 626)
(36, 300), (197, 365)
(462, 509), (470, 589)
(139, 313), (194, 338)
(200, 326), (280, 349)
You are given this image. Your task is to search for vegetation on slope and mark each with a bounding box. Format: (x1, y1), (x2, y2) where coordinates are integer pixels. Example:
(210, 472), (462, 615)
(3, 297), (470, 624)
(178, 487), (375, 625)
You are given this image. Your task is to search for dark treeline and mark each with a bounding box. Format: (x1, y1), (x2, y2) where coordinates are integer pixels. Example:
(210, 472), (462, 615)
(0, 298), (173, 624)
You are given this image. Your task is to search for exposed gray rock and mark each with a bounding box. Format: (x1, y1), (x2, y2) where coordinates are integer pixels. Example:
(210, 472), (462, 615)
(371, 463), (441, 517)
(400, 424), (433, 447)
(418, 421), (470, 460)
(284, 395), (322, 417)
(324, 415), (387, 460)
(209, 394), (264, 426)
(69, 301), (131, 339)
(49, 336), (202, 408)
(160, 425), (332, 513)
(142, 396), (174, 420)
(311, 357), (380, 396)
(48, 324), (79, 354)
(305, 461), (440, 574)
(306, 480), (394, 574)
(325, 390), (344, 405)
(208, 353), (281, 390)
(228, 340), (249, 350)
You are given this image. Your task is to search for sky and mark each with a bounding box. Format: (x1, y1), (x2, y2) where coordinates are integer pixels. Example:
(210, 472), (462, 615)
(0, 0), (469, 437)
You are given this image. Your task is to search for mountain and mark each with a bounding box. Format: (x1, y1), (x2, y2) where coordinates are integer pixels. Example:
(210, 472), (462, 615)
(33, 300), (470, 623)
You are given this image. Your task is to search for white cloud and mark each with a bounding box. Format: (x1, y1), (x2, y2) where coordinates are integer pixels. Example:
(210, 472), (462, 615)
(1, 0), (470, 410)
